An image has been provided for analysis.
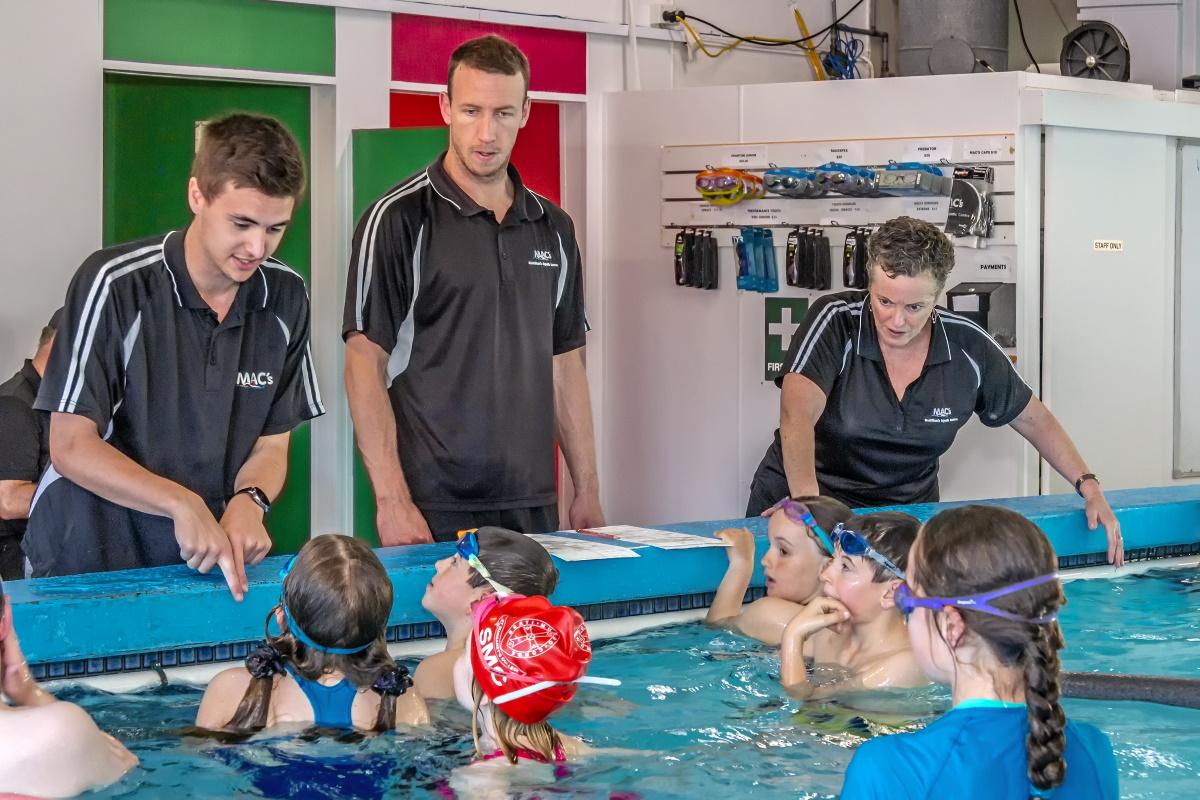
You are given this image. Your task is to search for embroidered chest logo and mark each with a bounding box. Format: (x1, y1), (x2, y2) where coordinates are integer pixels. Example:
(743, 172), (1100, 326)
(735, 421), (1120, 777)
(925, 406), (959, 423)
(528, 249), (559, 268)
(236, 372), (274, 389)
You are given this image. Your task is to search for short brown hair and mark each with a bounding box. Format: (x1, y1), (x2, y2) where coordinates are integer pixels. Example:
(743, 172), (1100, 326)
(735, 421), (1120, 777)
(866, 216), (955, 291)
(447, 34), (530, 98)
(191, 113), (306, 203)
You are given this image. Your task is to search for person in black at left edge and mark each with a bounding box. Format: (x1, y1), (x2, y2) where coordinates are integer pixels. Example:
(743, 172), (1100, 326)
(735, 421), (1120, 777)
(0, 308), (60, 580)
(25, 113), (324, 599)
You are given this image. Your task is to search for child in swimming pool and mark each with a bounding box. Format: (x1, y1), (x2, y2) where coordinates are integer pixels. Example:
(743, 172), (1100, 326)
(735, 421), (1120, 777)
(453, 594), (618, 766)
(0, 580), (138, 798)
(781, 511), (927, 697)
(416, 527), (559, 700)
(196, 534), (429, 732)
(706, 496), (853, 645)
(841, 505), (1119, 799)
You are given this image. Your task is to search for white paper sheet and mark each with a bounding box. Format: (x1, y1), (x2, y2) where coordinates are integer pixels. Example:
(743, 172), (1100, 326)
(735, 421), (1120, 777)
(525, 533), (642, 561)
(577, 525), (731, 550)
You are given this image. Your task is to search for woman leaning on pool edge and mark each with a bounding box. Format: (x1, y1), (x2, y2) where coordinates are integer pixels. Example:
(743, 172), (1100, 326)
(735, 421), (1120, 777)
(746, 216), (1123, 566)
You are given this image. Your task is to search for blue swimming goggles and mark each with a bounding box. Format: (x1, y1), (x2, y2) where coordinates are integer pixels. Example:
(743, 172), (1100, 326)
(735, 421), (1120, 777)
(830, 523), (906, 580)
(455, 529), (515, 597)
(274, 553), (374, 655)
(768, 498), (835, 556)
(893, 574), (1061, 624)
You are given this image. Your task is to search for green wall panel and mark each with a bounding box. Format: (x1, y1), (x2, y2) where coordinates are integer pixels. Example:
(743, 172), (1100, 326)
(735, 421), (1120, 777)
(350, 128), (449, 545)
(105, 0), (334, 75)
(104, 73), (314, 554)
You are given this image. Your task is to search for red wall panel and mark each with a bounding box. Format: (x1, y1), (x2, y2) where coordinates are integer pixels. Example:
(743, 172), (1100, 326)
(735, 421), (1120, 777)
(389, 92), (561, 205)
(392, 13), (585, 95)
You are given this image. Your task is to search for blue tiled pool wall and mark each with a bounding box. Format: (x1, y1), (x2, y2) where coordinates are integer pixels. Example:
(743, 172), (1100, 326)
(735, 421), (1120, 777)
(28, 588), (749, 681)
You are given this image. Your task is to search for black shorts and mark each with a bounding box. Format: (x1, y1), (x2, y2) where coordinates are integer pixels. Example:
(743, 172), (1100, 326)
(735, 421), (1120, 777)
(420, 503), (560, 543)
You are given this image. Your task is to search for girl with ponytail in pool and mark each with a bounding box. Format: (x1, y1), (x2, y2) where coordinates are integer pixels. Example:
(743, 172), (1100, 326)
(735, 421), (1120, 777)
(840, 505), (1119, 799)
(196, 534), (428, 732)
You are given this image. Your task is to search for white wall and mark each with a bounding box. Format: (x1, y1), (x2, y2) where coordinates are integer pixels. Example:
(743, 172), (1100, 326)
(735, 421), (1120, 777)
(0, 0), (103, 377)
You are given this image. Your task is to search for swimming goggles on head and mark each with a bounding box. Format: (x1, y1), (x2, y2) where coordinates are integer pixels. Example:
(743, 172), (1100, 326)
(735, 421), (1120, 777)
(893, 574), (1061, 624)
(274, 553), (374, 655)
(456, 529), (515, 597)
(831, 523), (906, 580)
(768, 498), (835, 556)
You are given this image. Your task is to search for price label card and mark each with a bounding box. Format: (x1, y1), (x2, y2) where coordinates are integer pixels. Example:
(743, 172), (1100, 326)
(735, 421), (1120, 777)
(740, 200), (788, 224)
(813, 141), (864, 164)
(900, 140), (952, 163)
(961, 136), (1010, 161)
(720, 146), (770, 168)
(902, 196), (950, 223)
(695, 203), (737, 224)
(821, 198), (868, 226)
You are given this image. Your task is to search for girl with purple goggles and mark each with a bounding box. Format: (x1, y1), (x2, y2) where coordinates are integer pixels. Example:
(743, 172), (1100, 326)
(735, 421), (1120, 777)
(893, 574), (1061, 624)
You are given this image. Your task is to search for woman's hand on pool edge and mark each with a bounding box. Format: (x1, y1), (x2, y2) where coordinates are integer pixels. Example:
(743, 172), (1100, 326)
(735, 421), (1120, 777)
(1082, 483), (1123, 568)
(715, 527), (756, 565)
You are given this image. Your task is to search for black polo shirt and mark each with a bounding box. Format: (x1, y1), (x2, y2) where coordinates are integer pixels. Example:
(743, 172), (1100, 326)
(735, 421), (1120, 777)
(757, 290), (1033, 508)
(26, 228), (325, 576)
(0, 360), (50, 543)
(343, 154), (588, 511)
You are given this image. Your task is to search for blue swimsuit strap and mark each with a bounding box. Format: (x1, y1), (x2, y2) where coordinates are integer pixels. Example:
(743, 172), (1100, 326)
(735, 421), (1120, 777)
(285, 665), (359, 728)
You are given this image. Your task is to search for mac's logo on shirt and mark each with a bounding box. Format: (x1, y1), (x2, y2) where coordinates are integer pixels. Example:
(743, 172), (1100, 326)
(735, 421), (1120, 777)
(236, 371), (274, 389)
(930, 407), (953, 418)
(528, 249), (559, 267)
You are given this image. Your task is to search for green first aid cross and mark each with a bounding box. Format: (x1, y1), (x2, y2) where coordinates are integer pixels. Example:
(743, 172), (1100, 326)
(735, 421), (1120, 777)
(764, 298), (809, 381)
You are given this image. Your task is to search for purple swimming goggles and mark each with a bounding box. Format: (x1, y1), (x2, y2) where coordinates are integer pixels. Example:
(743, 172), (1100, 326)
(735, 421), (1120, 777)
(894, 574), (1061, 624)
(768, 498), (835, 556)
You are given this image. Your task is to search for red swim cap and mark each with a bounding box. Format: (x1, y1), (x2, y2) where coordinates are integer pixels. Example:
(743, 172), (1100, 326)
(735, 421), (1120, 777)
(470, 595), (593, 725)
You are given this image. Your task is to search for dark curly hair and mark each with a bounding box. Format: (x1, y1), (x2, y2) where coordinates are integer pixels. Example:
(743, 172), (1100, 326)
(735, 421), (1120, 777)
(866, 216), (955, 291)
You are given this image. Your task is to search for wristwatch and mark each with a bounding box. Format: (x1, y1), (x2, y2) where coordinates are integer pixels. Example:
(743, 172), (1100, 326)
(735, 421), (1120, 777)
(1074, 473), (1099, 497)
(234, 486), (272, 514)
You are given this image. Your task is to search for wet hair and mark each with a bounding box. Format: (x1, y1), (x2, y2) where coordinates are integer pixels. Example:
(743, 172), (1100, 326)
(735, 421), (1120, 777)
(468, 527), (559, 597)
(912, 505), (1067, 798)
(226, 535), (406, 733)
(470, 678), (563, 764)
(191, 112), (306, 203)
(843, 511), (920, 582)
(447, 34), (531, 99)
(866, 216), (955, 292)
(788, 495), (854, 548)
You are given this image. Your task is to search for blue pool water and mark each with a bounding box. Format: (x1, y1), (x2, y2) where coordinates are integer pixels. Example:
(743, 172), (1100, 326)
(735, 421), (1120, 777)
(69, 566), (1200, 798)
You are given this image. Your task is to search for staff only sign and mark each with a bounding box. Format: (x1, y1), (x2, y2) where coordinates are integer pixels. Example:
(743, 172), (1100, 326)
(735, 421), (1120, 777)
(764, 298), (809, 381)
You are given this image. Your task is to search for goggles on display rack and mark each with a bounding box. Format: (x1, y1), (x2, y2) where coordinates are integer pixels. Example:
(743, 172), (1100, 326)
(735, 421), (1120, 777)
(893, 574), (1061, 624)
(275, 554), (374, 655)
(456, 529), (515, 597)
(829, 523), (906, 579)
(695, 167), (765, 205)
(768, 498), (835, 556)
(764, 166), (821, 198)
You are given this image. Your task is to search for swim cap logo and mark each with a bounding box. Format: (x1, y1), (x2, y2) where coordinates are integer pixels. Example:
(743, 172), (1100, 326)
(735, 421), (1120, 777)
(236, 371), (274, 389)
(500, 618), (559, 659)
(573, 625), (591, 653)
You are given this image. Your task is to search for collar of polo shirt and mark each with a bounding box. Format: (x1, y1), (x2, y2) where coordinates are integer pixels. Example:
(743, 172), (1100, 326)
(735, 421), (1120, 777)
(428, 152), (545, 224)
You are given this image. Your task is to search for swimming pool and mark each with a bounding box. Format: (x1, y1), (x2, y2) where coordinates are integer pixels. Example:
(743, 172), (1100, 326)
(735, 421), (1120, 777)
(68, 565), (1200, 799)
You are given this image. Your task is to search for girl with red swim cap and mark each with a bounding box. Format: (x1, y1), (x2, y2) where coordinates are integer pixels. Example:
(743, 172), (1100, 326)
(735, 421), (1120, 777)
(452, 594), (619, 765)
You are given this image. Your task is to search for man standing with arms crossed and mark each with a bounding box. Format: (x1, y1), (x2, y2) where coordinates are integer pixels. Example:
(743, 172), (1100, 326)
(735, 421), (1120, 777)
(344, 35), (603, 544)
(26, 113), (324, 597)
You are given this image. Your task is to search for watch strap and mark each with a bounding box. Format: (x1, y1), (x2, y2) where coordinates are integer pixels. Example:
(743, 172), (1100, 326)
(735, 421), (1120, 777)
(1074, 473), (1098, 497)
(234, 486), (271, 513)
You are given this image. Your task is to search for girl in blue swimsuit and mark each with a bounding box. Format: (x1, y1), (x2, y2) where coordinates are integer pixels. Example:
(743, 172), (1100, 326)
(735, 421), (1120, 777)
(196, 534), (428, 732)
(841, 505), (1119, 799)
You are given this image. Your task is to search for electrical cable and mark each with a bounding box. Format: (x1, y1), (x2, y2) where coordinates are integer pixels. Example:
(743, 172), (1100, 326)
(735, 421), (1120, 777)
(677, 0), (867, 48)
(792, 8), (828, 80)
(1012, 0), (1041, 73)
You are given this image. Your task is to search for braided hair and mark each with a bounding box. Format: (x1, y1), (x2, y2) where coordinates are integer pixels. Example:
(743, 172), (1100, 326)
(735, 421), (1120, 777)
(913, 506), (1067, 798)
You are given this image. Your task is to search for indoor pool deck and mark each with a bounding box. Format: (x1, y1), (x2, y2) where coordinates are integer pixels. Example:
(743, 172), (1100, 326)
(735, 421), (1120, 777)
(8, 486), (1200, 682)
